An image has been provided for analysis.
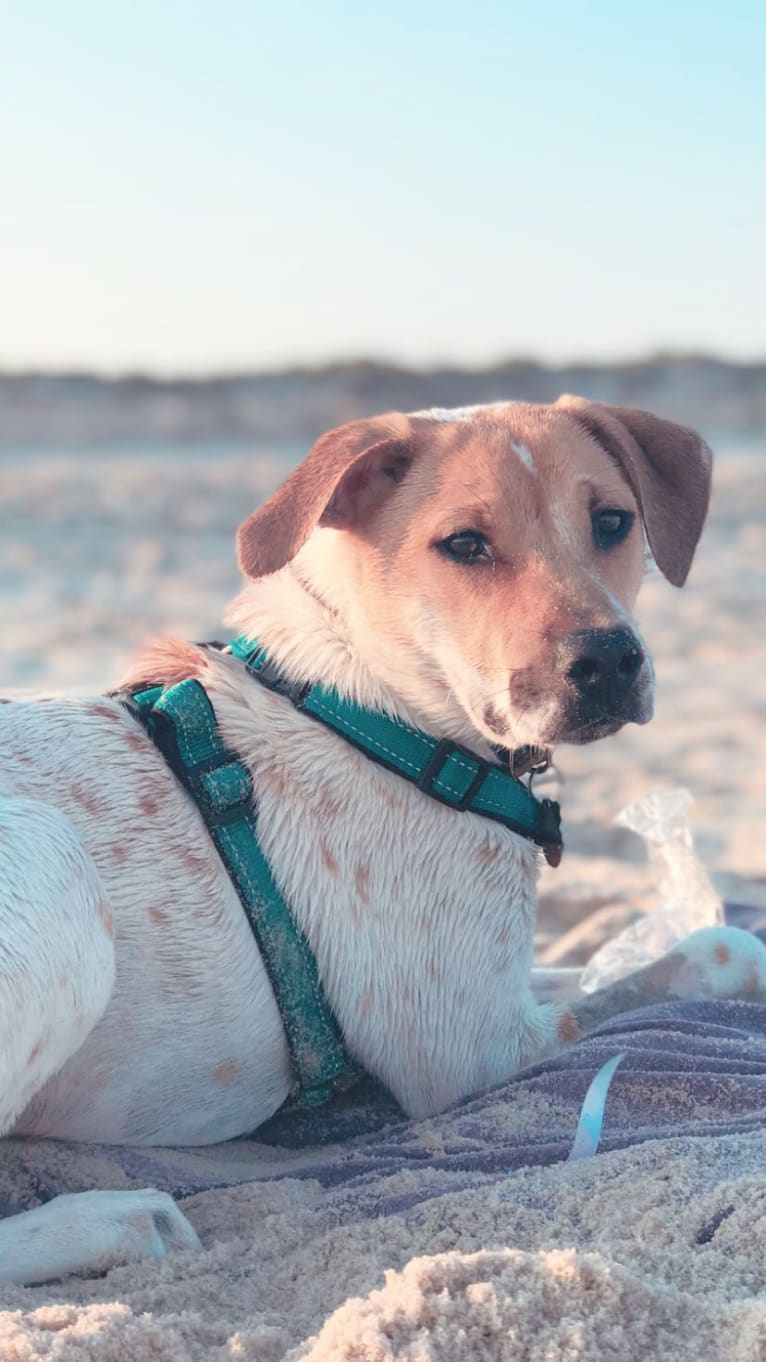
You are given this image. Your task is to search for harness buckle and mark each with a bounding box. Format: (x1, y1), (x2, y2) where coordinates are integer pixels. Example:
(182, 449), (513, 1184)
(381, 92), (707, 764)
(416, 739), (488, 812)
(204, 795), (255, 829)
(242, 650), (311, 708)
(187, 752), (255, 828)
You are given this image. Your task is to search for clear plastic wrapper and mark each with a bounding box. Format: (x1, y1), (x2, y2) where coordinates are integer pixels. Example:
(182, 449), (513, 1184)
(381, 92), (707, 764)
(579, 788), (724, 993)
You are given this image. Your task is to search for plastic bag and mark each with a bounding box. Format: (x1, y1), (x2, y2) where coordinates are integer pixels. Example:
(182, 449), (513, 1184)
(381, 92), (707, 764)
(578, 788), (724, 993)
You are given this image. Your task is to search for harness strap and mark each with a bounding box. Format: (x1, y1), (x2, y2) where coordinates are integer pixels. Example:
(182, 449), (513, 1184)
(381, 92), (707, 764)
(230, 638), (563, 866)
(127, 678), (360, 1108)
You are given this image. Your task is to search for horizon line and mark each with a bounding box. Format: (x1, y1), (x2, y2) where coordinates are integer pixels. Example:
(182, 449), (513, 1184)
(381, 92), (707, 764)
(2, 348), (766, 385)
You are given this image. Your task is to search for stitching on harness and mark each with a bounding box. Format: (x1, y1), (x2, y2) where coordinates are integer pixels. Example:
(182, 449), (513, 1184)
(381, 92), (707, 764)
(310, 699), (423, 776)
(311, 698), (529, 810)
(311, 699), (477, 799)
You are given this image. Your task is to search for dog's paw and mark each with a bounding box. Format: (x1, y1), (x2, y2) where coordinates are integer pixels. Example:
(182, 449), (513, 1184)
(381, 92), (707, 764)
(656, 926), (766, 1001)
(0, 1188), (202, 1286)
(67, 1187), (203, 1273)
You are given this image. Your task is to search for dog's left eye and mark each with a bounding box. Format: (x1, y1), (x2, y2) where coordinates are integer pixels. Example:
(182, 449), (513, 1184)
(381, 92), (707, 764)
(592, 509), (634, 549)
(437, 531), (492, 563)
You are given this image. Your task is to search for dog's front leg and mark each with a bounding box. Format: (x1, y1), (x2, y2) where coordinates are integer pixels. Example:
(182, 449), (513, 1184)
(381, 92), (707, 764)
(0, 1189), (201, 1286)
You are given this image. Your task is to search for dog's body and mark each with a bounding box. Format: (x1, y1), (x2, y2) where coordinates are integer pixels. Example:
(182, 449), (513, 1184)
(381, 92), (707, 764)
(3, 397), (766, 1286)
(1, 638), (541, 1148)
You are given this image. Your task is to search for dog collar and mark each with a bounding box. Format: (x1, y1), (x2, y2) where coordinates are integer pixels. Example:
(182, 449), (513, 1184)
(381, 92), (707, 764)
(229, 637), (563, 867)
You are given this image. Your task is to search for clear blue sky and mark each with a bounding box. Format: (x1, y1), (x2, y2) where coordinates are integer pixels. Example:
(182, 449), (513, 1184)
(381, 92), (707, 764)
(1, 1), (764, 372)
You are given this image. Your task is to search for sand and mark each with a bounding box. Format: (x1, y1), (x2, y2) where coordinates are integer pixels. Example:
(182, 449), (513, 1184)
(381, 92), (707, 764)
(2, 1131), (766, 1359)
(1, 433), (765, 1358)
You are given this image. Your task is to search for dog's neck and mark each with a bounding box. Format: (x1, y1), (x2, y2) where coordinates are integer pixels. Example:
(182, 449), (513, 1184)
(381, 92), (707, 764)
(226, 531), (499, 760)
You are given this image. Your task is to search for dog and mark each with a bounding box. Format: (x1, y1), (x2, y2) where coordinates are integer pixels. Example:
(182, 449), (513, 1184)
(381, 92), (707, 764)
(2, 394), (766, 1287)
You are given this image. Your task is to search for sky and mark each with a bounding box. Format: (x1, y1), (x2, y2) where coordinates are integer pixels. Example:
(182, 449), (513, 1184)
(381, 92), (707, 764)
(1, 1), (765, 373)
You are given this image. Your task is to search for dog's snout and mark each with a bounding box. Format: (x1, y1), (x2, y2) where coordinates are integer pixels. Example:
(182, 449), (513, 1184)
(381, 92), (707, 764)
(566, 628), (645, 698)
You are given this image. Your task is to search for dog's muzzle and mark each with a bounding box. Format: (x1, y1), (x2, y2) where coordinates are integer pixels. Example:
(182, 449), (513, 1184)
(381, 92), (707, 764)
(561, 626), (651, 742)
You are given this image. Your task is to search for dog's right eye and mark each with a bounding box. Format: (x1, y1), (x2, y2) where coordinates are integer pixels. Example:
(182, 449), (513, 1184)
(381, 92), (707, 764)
(437, 531), (492, 563)
(592, 509), (635, 549)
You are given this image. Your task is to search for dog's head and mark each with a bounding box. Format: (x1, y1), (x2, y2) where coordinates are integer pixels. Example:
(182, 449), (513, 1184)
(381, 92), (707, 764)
(237, 398), (711, 751)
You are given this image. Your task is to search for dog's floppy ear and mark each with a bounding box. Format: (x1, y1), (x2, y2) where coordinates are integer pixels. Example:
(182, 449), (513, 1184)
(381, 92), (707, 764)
(237, 413), (415, 578)
(555, 395), (713, 586)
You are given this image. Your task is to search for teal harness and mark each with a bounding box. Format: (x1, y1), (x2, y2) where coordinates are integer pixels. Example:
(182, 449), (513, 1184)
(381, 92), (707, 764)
(123, 638), (562, 1110)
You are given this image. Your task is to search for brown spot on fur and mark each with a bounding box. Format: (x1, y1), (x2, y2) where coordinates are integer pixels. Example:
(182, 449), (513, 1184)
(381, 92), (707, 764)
(125, 729), (147, 753)
(111, 844), (129, 866)
(642, 952), (684, 993)
(359, 987), (374, 1017)
(139, 792), (161, 818)
(557, 1009), (581, 1043)
(478, 842), (501, 865)
(316, 784), (342, 819)
(88, 701), (122, 722)
(261, 765), (294, 803)
(181, 848), (212, 878)
(354, 863), (371, 903)
(27, 1040), (42, 1066)
(212, 1059), (243, 1086)
(149, 904), (171, 927)
(743, 968), (762, 995)
(70, 783), (100, 817)
(117, 638), (207, 692)
(97, 899), (115, 938)
(403, 984), (413, 1003)
(713, 942), (731, 966)
(320, 840), (339, 876)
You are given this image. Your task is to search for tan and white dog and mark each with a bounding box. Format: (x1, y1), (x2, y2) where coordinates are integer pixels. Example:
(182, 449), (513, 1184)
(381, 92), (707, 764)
(2, 395), (765, 1287)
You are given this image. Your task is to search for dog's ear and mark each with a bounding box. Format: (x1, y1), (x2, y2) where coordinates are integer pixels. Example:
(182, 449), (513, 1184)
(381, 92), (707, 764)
(555, 395), (713, 586)
(237, 413), (415, 578)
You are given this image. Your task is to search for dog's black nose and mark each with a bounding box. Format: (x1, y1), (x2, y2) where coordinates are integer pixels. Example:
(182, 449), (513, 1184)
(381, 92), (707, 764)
(566, 628), (645, 699)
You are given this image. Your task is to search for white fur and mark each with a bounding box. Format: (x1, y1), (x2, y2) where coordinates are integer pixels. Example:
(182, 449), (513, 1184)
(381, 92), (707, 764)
(412, 403), (507, 422)
(511, 441), (535, 471)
